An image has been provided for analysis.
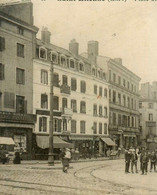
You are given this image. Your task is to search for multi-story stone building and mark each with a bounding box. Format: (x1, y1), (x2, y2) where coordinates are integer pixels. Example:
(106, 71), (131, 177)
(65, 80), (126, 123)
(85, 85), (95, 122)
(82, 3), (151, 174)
(139, 82), (157, 150)
(0, 2), (38, 159)
(33, 30), (112, 158)
(81, 42), (141, 149)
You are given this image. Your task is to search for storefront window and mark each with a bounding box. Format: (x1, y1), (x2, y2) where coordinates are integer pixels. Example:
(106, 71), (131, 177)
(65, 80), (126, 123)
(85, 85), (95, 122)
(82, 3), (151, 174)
(14, 134), (26, 152)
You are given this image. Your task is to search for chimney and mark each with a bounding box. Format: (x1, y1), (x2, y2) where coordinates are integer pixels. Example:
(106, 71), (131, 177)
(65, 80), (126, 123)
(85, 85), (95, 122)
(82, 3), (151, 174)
(69, 39), (79, 56)
(88, 41), (99, 64)
(41, 27), (51, 44)
(114, 58), (122, 65)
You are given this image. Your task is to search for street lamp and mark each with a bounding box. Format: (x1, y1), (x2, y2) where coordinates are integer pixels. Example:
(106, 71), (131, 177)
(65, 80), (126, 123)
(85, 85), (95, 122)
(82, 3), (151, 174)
(48, 61), (54, 165)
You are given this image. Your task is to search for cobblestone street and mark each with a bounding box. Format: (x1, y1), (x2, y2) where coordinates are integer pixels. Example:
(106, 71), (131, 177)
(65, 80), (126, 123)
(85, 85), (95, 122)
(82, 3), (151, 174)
(0, 159), (156, 195)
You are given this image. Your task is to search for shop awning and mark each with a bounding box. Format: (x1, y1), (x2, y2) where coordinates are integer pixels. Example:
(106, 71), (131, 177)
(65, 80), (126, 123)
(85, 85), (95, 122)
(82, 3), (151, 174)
(69, 136), (93, 141)
(101, 137), (116, 146)
(36, 135), (74, 149)
(0, 137), (15, 145)
(123, 134), (136, 137)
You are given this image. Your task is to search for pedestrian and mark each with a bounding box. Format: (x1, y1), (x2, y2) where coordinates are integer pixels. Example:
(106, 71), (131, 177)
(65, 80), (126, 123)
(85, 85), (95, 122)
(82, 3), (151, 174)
(130, 149), (138, 173)
(150, 151), (156, 172)
(125, 148), (131, 173)
(60, 148), (66, 173)
(0, 146), (8, 164)
(117, 147), (121, 158)
(140, 150), (149, 175)
(13, 151), (21, 164)
(63, 148), (71, 173)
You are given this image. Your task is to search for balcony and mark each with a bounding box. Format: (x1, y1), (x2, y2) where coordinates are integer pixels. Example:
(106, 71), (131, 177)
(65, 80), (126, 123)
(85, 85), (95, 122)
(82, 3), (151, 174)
(146, 121), (156, 127)
(0, 111), (36, 124)
(60, 84), (70, 95)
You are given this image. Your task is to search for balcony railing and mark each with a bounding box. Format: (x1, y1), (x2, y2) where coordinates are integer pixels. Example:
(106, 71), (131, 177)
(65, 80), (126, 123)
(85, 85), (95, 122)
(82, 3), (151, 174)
(60, 84), (70, 95)
(0, 111), (36, 124)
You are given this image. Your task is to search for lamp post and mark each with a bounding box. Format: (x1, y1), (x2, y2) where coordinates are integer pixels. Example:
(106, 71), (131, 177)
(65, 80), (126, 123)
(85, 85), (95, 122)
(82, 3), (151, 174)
(48, 61), (54, 165)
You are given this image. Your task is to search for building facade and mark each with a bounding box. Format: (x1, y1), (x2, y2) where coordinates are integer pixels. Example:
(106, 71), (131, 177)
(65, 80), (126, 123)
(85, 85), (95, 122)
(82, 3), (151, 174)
(0, 2), (38, 159)
(139, 82), (157, 150)
(33, 30), (111, 158)
(81, 42), (141, 149)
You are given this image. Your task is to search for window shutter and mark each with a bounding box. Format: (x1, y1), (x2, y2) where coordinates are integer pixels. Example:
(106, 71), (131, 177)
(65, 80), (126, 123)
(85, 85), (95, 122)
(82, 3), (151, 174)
(0, 37), (5, 51)
(58, 119), (61, 132)
(24, 100), (27, 114)
(39, 117), (42, 132)
(0, 64), (4, 80)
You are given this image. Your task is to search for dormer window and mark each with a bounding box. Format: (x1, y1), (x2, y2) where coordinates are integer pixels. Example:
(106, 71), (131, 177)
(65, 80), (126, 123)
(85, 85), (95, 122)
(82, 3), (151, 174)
(51, 52), (58, 64)
(39, 47), (47, 60)
(70, 59), (75, 69)
(79, 63), (84, 72)
(102, 72), (106, 80)
(92, 68), (96, 76)
(98, 70), (101, 78)
(60, 55), (67, 66)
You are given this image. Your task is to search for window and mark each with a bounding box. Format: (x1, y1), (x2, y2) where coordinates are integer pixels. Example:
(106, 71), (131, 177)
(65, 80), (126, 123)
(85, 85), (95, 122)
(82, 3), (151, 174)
(123, 79), (126, 87)
(80, 101), (86, 113)
(53, 118), (61, 132)
(71, 99), (77, 112)
(118, 114), (121, 126)
(134, 86), (136, 92)
(139, 102), (142, 108)
(99, 87), (102, 96)
(104, 123), (107, 134)
(148, 103), (153, 109)
(14, 134), (26, 152)
(51, 52), (58, 63)
(94, 85), (97, 95)
(113, 113), (116, 125)
(39, 47), (47, 59)
(41, 70), (48, 85)
(71, 78), (77, 91)
(0, 36), (5, 51)
(80, 121), (86, 134)
(102, 72), (106, 80)
(104, 107), (107, 117)
(109, 70), (111, 81)
(62, 98), (67, 109)
(18, 26), (24, 35)
(123, 95), (126, 107)
(62, 75), (68, 85)
(127, 81), (130, 89)
(131, 84), (133, 91)
(131, 98), (133, 109)
(113, 73), (116, 83)
(16, 68), (25, 85)
(53, 96), (59, 110)
(98, 71), (101, 78)
(93, 122), (97, 134)
(39, 117), (47, 132)
(41, 94), (48, 109)
(113, 91), (116, 103)
(118, 93), (121, 105)
(53, 73), (59, 87)
(99, 123), (102, 134)
(132, 117), (134, 127)
(61, 56), (66, 66)
(79, 63), (84, 72)
(70, 59), (75, 69)
(4, 92), (15, 109)
(118, 76), (121, 85)
(104, 88), (107, 97)
(128, 116), (130, 127)
(92, 68), (96, 76)
(16, 95), (26, 114)
(80, 81), (86, 93)
(71, 120), (76, 133)
(93, 104), (97, 116)
(99, 105), (103, 117)
(17, 43), (24, 57)
(63, 119), (67, 132)
(127, 97), (130, 108)
(149, 113), (153, 121)
(0, 63), (4, 80)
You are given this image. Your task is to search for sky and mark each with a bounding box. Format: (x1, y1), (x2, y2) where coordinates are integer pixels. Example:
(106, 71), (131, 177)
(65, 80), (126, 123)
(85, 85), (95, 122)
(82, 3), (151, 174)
(31, 0), (157, 84)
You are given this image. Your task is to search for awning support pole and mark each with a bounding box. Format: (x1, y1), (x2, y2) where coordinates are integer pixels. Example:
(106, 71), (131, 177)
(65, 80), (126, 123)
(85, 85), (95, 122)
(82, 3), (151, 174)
(48, 61), (54, 166)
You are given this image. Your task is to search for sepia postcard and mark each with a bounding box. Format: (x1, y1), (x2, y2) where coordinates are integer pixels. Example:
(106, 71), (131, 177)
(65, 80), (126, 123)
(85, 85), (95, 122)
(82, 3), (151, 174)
(0, 0), (157, 194)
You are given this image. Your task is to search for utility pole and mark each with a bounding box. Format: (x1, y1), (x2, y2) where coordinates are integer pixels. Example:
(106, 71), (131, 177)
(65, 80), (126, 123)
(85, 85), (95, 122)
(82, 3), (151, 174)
(48, 61), (54, 165)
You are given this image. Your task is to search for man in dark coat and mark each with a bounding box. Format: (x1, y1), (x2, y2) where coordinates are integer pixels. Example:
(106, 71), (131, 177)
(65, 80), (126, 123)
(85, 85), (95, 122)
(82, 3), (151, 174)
(140, 150), (149, 175)
(150, 151), (156, 172)
(125, 149), (131, 173)
(130, 149), (138, 173)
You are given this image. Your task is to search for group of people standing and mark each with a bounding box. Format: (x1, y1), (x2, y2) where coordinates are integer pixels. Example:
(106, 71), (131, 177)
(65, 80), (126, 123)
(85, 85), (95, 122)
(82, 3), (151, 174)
(125, 147), (157, 175)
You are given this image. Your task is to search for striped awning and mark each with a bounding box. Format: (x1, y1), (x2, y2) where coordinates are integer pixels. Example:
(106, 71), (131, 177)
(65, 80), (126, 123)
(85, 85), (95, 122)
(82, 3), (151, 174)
(101, 137), (116, 146)
(69, 136), (93, 141)
(0, 137), (15, 145)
